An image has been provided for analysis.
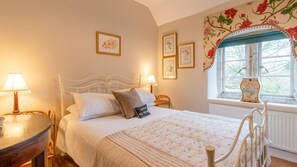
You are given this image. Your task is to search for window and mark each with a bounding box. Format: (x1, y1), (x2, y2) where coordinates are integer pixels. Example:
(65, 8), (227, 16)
(260, 40), (293, 96)
(217, 32), (296, 104)
(222, 45), (246, 93)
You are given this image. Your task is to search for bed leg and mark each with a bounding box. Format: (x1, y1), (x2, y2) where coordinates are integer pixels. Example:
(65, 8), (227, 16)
(205, 145), (215, 167)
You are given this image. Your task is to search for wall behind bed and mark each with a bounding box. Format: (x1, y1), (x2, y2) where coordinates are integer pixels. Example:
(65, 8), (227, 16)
(0, 0), (157, 116)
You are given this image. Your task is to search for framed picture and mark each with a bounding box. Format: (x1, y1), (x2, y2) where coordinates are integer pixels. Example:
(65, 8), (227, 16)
(163, 57), (177, 79)
(163, 33), (177, 57)
(96, 31), (121, 56)
(178, 42), (195, 68)
(240, 78), (261, 103)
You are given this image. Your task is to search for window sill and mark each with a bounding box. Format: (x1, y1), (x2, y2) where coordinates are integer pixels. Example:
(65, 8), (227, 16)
(218, 93), (297, 105)
(208, 98), (297, 114)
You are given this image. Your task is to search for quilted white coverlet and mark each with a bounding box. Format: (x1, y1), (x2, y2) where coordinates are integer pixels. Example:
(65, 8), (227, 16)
(101, 111), (250, 167)
(57, 107), (255, 167)
(57, 107), (178, 166)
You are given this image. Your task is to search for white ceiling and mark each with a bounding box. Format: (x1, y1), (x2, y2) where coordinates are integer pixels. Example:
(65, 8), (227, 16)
(134, 0), (235, 26)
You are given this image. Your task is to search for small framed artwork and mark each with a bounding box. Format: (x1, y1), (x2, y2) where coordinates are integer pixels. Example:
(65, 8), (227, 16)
(240, 78), (261, 103)
(163, 57), (177, 79)
(96, 31), (121, 56)
(178, 42), (195, 68)
(163, 33), (177, 57)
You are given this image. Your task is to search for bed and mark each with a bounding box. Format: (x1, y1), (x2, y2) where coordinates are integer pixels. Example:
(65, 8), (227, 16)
(56, 74), (271, 167)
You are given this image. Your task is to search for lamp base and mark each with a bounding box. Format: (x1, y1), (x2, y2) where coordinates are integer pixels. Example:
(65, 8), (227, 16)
(150, 84), (153, 93)
(12, 110), (20, 114)
(13, 91), (20, 114)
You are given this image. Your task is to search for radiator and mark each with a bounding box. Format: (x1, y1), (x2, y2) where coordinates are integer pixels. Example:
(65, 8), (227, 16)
(209, 103), (297, 154)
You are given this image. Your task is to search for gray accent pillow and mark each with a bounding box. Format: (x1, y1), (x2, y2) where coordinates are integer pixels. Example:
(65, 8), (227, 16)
(135, 104), (150, 118)
(112, 89), (144, 119)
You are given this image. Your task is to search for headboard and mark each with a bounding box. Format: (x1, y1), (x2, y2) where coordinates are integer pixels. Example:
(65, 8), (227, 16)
(57, 74), (141, 118)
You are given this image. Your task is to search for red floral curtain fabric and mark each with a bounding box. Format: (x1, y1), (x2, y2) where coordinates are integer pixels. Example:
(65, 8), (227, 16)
(203, 0), (297, 71)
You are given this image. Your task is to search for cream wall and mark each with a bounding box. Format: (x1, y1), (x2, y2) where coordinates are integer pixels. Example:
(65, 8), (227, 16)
(0, 0), (157, 116)
(157, 0), (252, 113)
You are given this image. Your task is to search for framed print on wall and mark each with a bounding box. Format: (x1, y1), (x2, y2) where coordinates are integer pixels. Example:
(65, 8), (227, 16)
(178, 42), (195, 68)
(163, 57), (177, 79)
(163, 33), (177, 57)
(96, 31), (121, 56)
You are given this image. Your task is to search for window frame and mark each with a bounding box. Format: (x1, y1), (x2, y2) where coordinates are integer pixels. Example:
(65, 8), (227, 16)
(257, 42), (295, 97)
(221, 45), (249, 94)
(218, 39), (295, 101)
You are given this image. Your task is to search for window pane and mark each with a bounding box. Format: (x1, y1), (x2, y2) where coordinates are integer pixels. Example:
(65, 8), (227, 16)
(223, 45), (245, 93)
(261, 57), (291, 75)
(225, 45), (245, 61)
(224, 77), (242, 92)
(225, 61), (245, 77)
(261, 77), (291, 95)
(262, 39), (291, 57)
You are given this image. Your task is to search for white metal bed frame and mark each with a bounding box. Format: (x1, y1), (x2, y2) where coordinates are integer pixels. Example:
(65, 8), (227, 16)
(57, 73), (270, 167)
(57, 73), (141, 117)
(206, 102), (269, 167)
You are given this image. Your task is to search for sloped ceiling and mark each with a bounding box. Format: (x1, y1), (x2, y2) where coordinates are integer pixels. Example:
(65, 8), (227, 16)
(134, 0), (243, 26)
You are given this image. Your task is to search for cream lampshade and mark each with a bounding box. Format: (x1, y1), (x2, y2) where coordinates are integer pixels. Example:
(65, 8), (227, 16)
(147, 75), (157, 93)
(2, 73), (30, 114)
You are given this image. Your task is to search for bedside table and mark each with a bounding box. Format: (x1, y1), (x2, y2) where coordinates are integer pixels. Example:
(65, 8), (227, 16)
(3, 110), (56, 167)
(155, 95), (171, 108)
(0, 114), (52, 167)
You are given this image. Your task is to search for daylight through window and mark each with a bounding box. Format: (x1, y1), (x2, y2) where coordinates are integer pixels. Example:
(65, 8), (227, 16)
(217, 35), (296, 104)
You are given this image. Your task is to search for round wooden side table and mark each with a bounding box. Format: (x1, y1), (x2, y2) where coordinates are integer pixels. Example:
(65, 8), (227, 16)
(0, 115), (52, 167)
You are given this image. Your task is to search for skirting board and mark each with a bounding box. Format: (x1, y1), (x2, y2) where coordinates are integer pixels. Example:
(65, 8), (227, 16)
(269, 147), (297, 163)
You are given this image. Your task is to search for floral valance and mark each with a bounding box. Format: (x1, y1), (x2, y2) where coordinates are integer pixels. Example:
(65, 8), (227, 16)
(203, 0), (297, 71)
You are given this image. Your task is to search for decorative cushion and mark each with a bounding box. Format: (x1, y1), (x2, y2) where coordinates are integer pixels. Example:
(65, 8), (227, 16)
(71, 93), (121, 121)
(134, 104), (150, 118)
(131, 88), (156, 106)
(112, 89), (144, 119)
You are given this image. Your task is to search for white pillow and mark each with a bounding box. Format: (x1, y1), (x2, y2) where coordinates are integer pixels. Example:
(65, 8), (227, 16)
(111, 88), (131, 92)
(71, 93), (121, 121)
(66, 104), (78, 114)
(132, 88), (156, 106)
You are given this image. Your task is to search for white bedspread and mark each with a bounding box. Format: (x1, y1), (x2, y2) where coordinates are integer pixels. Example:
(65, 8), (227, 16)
(56, 106), (179, 167)
(56, 107), (269, 167)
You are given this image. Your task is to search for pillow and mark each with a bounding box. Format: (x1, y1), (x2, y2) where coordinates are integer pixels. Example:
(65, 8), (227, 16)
(71, 93), (121, 121)
(132, 88), (156, 106)
(66, 104), (78, 115)
(112, 88), (131, 92)
(112, 89), (144, 119)
(134, 104), (150, 118)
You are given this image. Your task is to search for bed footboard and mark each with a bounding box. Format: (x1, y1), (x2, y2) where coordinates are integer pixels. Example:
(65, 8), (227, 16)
(206, 101), (269, 167)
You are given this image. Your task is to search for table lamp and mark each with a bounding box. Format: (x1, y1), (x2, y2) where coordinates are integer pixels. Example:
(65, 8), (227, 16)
(147, 75), (157, 93)
(2, 73), (30, 114)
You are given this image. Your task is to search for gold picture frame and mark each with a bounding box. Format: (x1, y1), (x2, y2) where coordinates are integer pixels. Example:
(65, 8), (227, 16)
(96, 31), (121, 56)
(163, 56), (177, 79)
(178, 42), (195, 68)
(163, 33), (177, 57)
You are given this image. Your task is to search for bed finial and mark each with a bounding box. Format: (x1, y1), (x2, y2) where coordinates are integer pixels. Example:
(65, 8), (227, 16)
(58, 73), (65, 118)
(138, 75), (142, 88)
(205, 145), (215, 167)
(263, 100), (268, 138)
